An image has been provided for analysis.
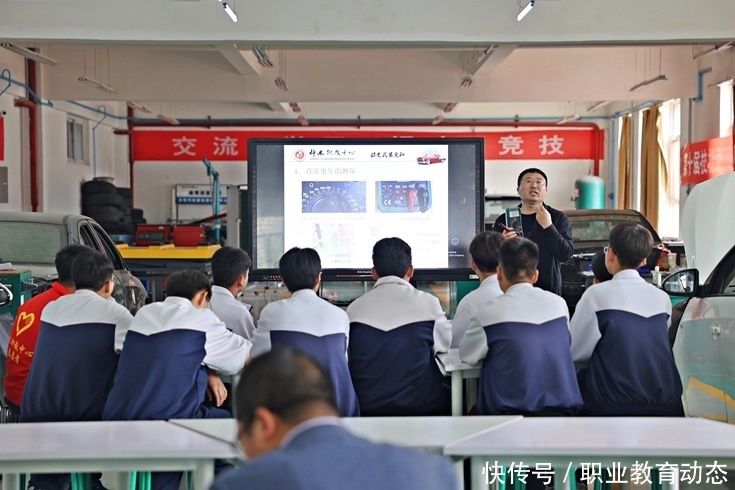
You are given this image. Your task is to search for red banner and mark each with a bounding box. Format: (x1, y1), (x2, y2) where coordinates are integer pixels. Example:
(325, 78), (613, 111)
(132, 129), (600, 162)
(0, 117), (4, 161)
(681, 135), (735, 185)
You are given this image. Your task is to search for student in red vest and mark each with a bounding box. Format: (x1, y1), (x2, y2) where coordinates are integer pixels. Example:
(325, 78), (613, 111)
(3, 244), (92, 417)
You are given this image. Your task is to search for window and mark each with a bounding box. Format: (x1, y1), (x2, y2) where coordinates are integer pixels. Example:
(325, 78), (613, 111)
(719, 82), (734, 138)
(658, 99), (681, 239)
(0, 222), (63, 265)
(91, 222), (124, 270)
(67, 117), (87, 163)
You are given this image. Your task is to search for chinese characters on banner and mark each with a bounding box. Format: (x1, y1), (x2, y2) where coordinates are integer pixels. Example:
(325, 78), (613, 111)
(132, 129), (601, 162)
(681, 135), (735, 185)
(0, 117), (4, 161)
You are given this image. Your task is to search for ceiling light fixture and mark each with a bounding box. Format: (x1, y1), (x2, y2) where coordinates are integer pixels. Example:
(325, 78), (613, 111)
(126, 100), (153, 114)
(77, 76), (115, 94)
(586, 101), (611, 113)
(252, 46), (274, 68)
(432, 115), (444, 125)
(222, 2), (238, 22)
(297, 114), (308, 126)
(476, 46), (497, 64)
(556, 114), (581, 125)
(460, 76), (473, 88)
(156, 114), (180, 125)
(0, 43), (58, 66)
(443, 102), (458, 113)
(516, 0), (535, 21)
(629, 74), (668, 93)
(289, 102), (301, 112)
(274, 76), (289, 92)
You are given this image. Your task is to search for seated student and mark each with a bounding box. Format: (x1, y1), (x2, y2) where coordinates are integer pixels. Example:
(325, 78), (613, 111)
(103, 270), (251, 490)
(251, 247), (359, 417)
(211, 349), (459, 490)
(569, 223), (683, 416)
(451, 231), (504, 348)
(22, 250), (134, 423)
(210, 246), (255, 340)
(347, 237), (451, 416)
(4, 244), (90, 418)
(590, 249), (613, 283)
(459, 237), (583, 415)
(21, 250), (134, 490)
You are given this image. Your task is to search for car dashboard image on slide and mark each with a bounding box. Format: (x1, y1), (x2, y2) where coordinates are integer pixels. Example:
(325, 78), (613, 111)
(302, 181), (367, 213)
(377, 181), (432, 213)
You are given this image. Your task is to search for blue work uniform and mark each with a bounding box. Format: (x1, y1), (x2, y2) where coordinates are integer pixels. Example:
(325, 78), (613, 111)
(347, 276), (452, 416)
(460, 282), (583, 415)
(251, 289), (359, 417)
(569, 269), (683, 416)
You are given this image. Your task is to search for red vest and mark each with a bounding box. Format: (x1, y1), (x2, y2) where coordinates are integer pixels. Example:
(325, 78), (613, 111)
(3, 282), (70, 406)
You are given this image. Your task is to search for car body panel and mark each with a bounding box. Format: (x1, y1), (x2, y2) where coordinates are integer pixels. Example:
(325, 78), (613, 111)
(0, 212), (147, 314)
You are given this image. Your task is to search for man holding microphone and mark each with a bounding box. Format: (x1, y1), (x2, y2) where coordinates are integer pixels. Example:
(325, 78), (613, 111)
(493, 168), (573, 295)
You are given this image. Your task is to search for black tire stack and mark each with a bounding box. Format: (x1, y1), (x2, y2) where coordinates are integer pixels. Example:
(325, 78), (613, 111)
(81, 179), (145, 236)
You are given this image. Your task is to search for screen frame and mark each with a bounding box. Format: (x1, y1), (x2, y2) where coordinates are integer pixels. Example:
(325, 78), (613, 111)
(247, 137), (485, 282)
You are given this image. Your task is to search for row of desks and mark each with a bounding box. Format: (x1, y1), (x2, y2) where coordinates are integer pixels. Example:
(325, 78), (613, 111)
(4, 416), (735, 490)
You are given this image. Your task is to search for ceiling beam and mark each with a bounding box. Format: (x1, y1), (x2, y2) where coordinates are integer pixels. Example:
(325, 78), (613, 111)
(214, 43), (261, 76)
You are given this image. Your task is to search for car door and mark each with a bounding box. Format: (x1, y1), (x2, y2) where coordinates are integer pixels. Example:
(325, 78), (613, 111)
(77, 220), (128, 310)
(674, 245), (735, 422)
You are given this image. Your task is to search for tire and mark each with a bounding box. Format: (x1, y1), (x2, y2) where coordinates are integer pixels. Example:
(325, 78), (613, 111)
(82, 180), (116, 195)
(132, 217), (147, 226)
(83, 205), (123, 223)
(96, 220), (122, 234)
(83, 193), (123, 208)
(131, 208), (144, 220)
(116, 187), (133, 199)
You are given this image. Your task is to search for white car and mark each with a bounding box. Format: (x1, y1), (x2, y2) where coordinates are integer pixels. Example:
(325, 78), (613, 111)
(663, 172), (735, 421)
(0, 212), (148, 314)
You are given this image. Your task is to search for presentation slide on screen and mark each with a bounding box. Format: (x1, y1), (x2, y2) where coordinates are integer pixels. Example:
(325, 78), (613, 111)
(283, 144), (449, 269)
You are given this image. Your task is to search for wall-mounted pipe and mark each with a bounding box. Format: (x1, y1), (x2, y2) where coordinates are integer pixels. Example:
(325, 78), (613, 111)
(91, 105), (108, 178)
(27, 59), (40, 212)
(127, 106), (135, 203)
(0, 71), (53, 108)
(692, 67), (713, 103)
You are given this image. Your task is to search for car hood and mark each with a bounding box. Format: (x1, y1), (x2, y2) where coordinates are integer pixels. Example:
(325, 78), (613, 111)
(681, 172), (735, 283)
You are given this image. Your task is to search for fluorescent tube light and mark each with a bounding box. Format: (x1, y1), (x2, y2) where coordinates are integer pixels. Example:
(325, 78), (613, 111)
(297, 115), (308, 126)
(0, 43), (58, 66)
(517, 0), (535, 21)
(556, 114), (581, 125)
(126, 101), (153, 114)
(460, 76), (473, 88)
(443, 102), (458, 113)
(629, 75), (667, 93)
(289, 102), (301, 113)
(476, 46), (496, 64)
(78, 76), (115, 94)
(252, 46), (274, 68)
(156, 114), (180, 125)
(274, 76), (289, 92)
(432, 115), (444, 125)
(586, 101), (611, 113)
(223, 2), (238, 22)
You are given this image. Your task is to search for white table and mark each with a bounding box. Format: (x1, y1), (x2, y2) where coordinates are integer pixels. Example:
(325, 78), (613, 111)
(444, 417), (735, 490)
(437, 349), (481, 416)
(0, 421), (239, 490)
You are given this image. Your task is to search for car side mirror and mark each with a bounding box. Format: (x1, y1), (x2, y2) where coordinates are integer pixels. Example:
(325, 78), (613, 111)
(0, 283), (13, 308)
(662, 269), (699, 297)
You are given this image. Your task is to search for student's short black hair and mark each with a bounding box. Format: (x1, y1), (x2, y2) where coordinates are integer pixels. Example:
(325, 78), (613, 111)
(56, 244), (94, 285)
(609, 222), (654, 269)
(517, 168), (549, 187)
(499, 237), (539, 282)
(279, 247), (321, 292)
(469, 231), (503, 273)
(372, 237), (412, 278)
(165, 270), (212, 301)
(236, 349), (338, 431)
(591, 249), (613, 282)
(212, 246), (252, 288)
(71, 250), (114, 291)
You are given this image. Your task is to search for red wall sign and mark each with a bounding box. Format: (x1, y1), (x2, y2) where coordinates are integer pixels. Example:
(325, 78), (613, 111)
(132, 129), (601, 162)
(0, 117), (4, 161)
(681, 135), (735, 185)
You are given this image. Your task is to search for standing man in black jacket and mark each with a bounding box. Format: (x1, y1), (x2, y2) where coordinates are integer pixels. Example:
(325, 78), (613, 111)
(493, 168), (573, 295)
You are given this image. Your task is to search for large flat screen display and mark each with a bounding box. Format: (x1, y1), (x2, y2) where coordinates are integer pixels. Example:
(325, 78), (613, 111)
(247, 138), (484, 281)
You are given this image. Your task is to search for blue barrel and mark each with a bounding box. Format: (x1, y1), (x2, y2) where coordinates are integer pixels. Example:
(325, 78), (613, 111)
(575, 176), (606, 209)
